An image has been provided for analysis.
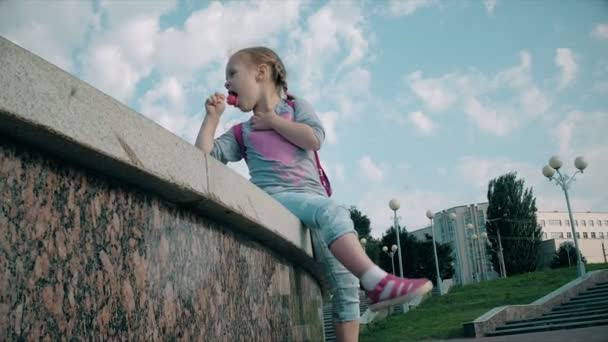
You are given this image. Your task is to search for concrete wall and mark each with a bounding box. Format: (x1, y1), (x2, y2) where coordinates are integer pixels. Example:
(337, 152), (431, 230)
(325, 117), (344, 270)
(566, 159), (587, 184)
(553, 238), (608, 264)
(0, 36), (325, 341)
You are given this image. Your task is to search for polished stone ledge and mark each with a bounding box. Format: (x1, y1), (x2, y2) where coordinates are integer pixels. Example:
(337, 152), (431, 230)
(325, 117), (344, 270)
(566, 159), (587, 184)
(0, 36), (321, 281)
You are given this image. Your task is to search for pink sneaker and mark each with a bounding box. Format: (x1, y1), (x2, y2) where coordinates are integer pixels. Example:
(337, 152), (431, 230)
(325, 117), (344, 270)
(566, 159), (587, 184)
(366, 274), (433, 312)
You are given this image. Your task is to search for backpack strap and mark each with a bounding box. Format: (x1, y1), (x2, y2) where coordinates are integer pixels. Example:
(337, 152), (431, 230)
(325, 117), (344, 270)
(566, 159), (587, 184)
(287, 99), (332, 197)
(232, 123), (247, 161)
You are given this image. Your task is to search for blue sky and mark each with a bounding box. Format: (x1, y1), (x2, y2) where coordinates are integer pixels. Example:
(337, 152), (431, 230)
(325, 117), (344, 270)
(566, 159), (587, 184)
(2, 0), (607, 237)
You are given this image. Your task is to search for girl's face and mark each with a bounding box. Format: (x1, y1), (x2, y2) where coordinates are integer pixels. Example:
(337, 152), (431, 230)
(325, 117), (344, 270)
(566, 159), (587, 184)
(225, 53), (260, 112)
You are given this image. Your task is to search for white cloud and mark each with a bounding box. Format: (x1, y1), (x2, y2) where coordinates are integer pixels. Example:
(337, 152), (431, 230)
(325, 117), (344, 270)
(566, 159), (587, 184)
(407, 71), (458, 112)
(358, 156), (384, 183)
(591, 23), (608, 40)
(554, 111), (583, 156)
(592, 81), (608, 94)
(408, 111), (437, 135)
(335, 164), (346, 182)
(555, 48), (578, 89)
(319, 111), (339, 144)
(387, 0), (438, 16)
(333, 67), (372, 118)
(83, 44), (143, 102)
(156, 1), (301, 77)
(139, 77), (203, 144)
(484, 0), (498, 15)
(456, 156), (539, 190)
(0, 0), (97, 71)
(406, 50), (551, 136)
(357, 188), (454, 237)
(285, 1), (369, 107)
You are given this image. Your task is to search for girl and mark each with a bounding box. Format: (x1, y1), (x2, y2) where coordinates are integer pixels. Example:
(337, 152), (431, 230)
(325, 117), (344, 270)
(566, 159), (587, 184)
(195, 47), (432, 342)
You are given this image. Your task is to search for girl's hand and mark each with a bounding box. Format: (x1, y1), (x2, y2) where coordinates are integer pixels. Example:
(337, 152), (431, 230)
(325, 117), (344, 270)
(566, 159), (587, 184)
(251, 111), (277, 130)
(205, 92), (226, 117)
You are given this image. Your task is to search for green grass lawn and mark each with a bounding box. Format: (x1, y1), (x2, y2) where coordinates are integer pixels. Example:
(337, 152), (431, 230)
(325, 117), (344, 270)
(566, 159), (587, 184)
(360, 263), (608, 341)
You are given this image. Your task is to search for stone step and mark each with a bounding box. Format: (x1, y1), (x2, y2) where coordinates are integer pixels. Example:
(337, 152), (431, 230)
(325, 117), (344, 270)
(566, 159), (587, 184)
(578, 289), (608, 297)
(570, 293), (608, 302)
(507, 308), (608, 324)
(486, 319), (608, 337)
(542, 307), (608, 320)
(575, 287), (608, 295)
(498, 313), (608, 330)
(557, 299), (608, 309)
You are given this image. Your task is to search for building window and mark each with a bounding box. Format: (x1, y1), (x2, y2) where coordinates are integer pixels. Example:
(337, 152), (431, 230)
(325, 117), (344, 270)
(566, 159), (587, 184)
(576, 232), (580, 238)
(604, 220), (608, 226)
(590, 220), (595, 227)
(575, 220), (579, 226)
(540, 220), (546, 227)
(598, 220), (602, 227)
(583, 232), (588, 239)
(543, 232), (548, 239)
(565, 220), (570, 226)
(582, 220), (587, 227)
(567, 232), (572, 238)
(600, 232), (605, 239)
(591, 232), (596, 239)
(548, 219), (561, 226)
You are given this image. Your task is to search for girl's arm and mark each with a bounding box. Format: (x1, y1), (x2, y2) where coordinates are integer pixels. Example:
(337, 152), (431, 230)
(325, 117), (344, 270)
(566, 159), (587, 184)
(270, 117), (320, 151)
(195, 113), (221, 154)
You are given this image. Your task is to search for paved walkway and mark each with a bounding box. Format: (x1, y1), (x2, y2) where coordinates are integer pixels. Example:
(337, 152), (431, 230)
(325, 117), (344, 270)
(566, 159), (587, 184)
(428, 325), (608, 342)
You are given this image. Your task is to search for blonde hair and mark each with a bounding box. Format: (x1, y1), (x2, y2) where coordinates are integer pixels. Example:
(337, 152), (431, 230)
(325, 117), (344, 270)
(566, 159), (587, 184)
(234, 46), (295, 100)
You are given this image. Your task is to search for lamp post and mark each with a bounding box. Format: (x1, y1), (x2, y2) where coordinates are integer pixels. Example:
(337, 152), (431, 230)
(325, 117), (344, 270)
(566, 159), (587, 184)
(467, 223), (481, 283)
(449, 212), (464, 284)
(542, 155), (588, 277)
(382, 244), (399, 275)
(389, 199), (405, 279)
(426, 210), (442, 295)
(480, 232), (506, 279)
(484, 217), (508, 279)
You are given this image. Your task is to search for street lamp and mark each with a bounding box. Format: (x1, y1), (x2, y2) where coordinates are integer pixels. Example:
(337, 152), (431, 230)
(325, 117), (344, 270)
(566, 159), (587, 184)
(542, 155), (587, 277)
(480, 232), (507, 279)
(449, 212), (464, 284)
(466, 223), (482, 283)
(382, 244), (399, 275)
(426, 210), (442, 295)
(389, 199), (405, 280)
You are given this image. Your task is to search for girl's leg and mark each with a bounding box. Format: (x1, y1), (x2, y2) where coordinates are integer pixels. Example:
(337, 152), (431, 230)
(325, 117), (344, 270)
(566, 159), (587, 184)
(272, 192), (432, 312)
(311, 228), (360, 342)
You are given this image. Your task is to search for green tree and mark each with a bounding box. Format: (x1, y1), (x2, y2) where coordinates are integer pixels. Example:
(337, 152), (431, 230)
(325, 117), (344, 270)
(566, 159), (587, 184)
(349, 206), (371, 237)
(486, 172), (542, 276)
(348, 206), (380, 264)
(417, 234), (455, 285)
(378, 228), (454, 285)
(551, 241), (587, 269)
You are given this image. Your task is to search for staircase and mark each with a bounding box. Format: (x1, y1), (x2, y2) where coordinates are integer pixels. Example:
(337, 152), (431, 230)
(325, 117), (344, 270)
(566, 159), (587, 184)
(322, 291), (375, 341)
(486, 281), (608, 337)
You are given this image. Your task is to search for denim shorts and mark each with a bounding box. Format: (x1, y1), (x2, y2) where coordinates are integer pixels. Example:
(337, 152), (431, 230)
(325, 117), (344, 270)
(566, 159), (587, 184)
(271, 191), (360, 322)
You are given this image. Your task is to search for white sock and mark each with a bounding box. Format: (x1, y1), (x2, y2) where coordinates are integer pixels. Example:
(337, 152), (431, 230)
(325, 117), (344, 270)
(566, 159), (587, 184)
(360, 265), (388, 291)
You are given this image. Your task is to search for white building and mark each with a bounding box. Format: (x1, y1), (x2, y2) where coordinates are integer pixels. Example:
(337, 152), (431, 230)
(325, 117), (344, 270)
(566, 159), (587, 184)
(537, 211), (608, 264)
(409, 204), (608, 285)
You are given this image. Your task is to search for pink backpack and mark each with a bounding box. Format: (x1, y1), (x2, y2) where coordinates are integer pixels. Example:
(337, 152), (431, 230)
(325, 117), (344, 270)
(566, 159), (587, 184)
(231, 99), (333, 197)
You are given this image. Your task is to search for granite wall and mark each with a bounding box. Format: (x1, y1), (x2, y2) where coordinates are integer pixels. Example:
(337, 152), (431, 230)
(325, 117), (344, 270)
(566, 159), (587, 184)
(0, 36), (325, 341)
(0, 138), (323, 341)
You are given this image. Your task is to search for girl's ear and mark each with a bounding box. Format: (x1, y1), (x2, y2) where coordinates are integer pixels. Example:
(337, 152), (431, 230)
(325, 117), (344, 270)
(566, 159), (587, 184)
(256, 64), (269, 82)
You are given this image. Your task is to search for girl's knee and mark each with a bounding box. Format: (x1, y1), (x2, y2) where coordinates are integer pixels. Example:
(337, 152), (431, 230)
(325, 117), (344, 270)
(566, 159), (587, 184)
(316, 203), (354, 231)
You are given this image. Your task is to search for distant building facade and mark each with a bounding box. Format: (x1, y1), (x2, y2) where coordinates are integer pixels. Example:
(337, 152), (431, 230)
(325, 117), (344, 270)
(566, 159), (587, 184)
(409, 203), (608, 285)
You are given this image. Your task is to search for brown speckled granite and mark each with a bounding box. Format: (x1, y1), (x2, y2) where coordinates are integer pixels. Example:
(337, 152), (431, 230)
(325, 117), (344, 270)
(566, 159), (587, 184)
(0, 138), (323, 341)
